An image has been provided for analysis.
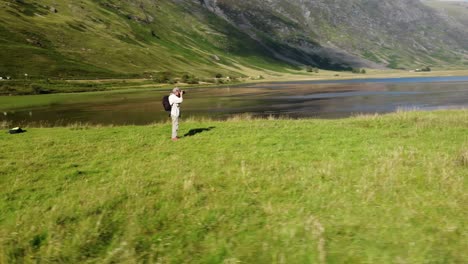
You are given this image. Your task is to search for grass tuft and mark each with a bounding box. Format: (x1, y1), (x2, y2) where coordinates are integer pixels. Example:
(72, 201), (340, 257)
(458, 148), (468, 167)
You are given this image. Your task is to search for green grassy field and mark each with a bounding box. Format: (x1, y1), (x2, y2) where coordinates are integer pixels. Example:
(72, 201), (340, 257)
(0, 110), (467, 263)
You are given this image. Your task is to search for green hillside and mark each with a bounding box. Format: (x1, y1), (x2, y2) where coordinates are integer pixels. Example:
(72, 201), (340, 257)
(0, 0), (292, 79)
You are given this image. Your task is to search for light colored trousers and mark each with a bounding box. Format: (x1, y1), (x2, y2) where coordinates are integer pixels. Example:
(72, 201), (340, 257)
(171, 115), (179, 138)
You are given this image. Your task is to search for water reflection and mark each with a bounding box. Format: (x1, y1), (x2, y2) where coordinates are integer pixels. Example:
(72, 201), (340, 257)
(2, 77), (468, 126)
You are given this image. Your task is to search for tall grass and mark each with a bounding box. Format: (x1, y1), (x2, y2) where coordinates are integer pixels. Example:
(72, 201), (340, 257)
(0, 110), (467, 263)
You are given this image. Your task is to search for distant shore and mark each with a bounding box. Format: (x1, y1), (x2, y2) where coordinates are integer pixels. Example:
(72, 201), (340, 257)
(2, 69), (468, 96)
(1, 69), (468, 111)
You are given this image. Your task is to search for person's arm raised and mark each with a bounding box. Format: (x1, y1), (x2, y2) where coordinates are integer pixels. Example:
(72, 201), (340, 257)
(175, 93), (183, 104)
(169, 94), (183, 104)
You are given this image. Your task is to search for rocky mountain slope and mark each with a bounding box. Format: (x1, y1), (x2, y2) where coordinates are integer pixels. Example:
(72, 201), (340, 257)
(423, 0), (468, 28)
(0, 0), (467, 79)
(200, 0), (468, 69)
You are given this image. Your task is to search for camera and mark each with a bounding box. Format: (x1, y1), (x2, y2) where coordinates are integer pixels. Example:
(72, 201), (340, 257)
(181, 90), (186, 95)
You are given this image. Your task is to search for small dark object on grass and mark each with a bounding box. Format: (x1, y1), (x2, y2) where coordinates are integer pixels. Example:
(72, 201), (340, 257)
(9, 127), (26, 134)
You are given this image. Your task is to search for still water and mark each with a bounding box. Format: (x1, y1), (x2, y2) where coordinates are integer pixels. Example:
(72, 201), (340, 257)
(2, 76), (468, 126)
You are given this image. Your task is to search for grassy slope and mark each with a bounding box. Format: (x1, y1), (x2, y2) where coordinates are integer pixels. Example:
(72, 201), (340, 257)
(1, 110), (467, 263)
(0, 0), (291, 79)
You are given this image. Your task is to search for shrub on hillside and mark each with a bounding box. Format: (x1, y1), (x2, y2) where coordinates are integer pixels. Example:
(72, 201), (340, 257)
(352, 68), (366, 74)
(0, 84), (15, 95)
(305, 66), (319, 73)
(153, 72), (173, 83)
(181, 74), (190, 83)
(31, 85), (49, 94)
(181, 74), (199, 84)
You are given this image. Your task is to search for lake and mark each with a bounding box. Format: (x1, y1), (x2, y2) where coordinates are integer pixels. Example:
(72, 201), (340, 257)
(2, 76), (468, 126)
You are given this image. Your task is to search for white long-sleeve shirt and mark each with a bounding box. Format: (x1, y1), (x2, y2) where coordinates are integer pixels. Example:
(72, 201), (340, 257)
(168, 93), (183, 117)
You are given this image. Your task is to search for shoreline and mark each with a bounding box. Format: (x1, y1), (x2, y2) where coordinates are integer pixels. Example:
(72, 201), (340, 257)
(246, 69), (468, 84)
(2, 69), (468, 95)
(1, 69), (468, 111)
(2, 107), (467, 129)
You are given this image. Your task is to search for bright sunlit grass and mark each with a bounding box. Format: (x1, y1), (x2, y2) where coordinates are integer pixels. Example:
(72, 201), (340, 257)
(0, 110), (467, 263)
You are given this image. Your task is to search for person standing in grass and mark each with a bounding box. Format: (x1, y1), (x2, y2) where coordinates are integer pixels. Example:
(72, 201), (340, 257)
(169, 87), (184, 141)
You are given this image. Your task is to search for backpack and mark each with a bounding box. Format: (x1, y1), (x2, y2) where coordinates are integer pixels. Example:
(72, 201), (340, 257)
(9, 127), (26, 134)
(162, 95), (171, 111)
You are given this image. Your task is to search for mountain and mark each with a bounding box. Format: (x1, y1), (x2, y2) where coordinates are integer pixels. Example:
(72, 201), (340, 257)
(200, 0), (468, 69)
(423, 0), (468, 28)
(0, 0), (467, 79)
